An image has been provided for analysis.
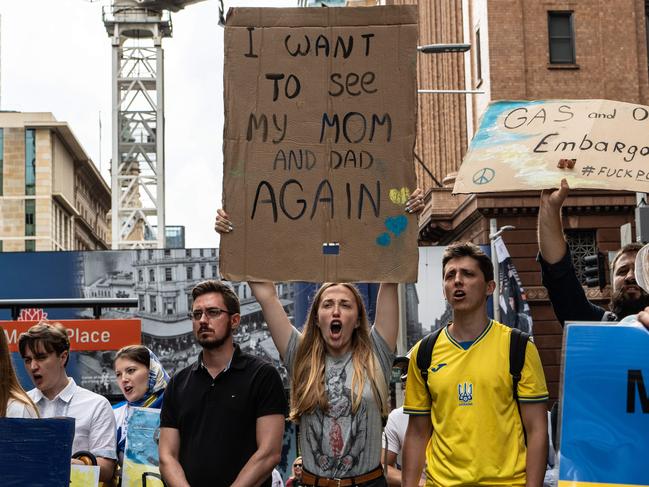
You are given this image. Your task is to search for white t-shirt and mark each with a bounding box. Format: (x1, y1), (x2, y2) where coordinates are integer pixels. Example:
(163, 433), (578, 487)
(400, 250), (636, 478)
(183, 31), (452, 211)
(382, 406), (409, 466)
(383, 406), (425, 480)
(272, 469), (284, 487)
(28, 378), (117, 460)
(5, 398), (39, 418)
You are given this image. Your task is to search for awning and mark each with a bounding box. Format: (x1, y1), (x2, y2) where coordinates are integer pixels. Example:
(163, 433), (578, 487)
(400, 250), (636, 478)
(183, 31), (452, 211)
(141, 317), (192, 337)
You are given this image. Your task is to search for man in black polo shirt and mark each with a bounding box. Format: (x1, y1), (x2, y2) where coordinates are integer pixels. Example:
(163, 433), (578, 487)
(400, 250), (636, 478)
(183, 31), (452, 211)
(159, 280), (287, 487)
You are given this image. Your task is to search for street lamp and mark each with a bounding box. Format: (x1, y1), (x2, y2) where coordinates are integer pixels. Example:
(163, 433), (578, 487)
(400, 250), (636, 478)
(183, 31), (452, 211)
(417, 43), (484, 94)
(417, 43), (471, 53)
(489, 219), (516, 322)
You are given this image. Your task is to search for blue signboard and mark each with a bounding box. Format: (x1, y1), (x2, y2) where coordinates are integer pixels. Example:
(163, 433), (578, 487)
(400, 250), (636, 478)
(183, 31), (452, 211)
(0, 417), (75, 486)
(559, 323), (649, 487)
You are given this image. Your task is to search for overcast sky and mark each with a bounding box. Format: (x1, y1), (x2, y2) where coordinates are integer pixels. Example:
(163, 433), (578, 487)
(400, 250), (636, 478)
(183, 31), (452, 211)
(0, 0), (294, 248)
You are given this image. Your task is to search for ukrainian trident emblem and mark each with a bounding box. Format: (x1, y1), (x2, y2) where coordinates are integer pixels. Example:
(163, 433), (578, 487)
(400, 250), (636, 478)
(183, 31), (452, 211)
(458, 382), (473, 404)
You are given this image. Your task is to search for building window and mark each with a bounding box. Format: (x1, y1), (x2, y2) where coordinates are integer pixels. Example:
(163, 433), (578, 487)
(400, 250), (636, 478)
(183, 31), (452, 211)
(138, 269), (143, 282)
(475, 28), (482, 85)
(164, 297), (176, 315)
(165, 267), (173, 281)
(150, 295), (158, 313)
(136, 249), (142, 261)
(0, 128), (3, 196)
(565, 229), (597, 285)
(149, 268), (155, 282)
(164, 248), (171, 257)
(548, 11), (576, 64)
(186, 266), (193, 280)
(211, 265), (217, 277)
(25, 129), (36, 195)
(148, 249), (154, 260)
(187, 294), (192, 311)
(211, 248), (216, 257)
(138, 294), (145, 311)
(199, 249), (204, 257)
(25, 200), (36, 236)
(25, 240), (35, 252)
(185, 249), (191, 257)
(53, 206), (59, 248)
(200, 265), (205, 279)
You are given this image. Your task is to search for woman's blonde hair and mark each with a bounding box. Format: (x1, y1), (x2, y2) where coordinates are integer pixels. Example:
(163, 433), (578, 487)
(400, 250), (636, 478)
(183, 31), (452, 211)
(0, 326), (38, 417)
(289, 283), (388, 422)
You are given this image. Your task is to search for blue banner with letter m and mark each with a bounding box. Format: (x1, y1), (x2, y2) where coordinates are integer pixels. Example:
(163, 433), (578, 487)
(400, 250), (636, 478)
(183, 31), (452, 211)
(559, 323), (649, 487)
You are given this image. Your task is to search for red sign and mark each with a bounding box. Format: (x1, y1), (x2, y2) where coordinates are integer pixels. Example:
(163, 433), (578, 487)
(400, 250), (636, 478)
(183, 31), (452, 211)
(1, 319), (141, 353)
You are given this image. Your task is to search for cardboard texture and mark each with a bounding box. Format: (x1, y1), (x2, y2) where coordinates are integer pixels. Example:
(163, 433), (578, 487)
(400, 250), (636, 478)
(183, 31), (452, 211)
(221, 6), (419, 282)
(454, 99), (649, 194)
(558, 323), (649, 487)
(0, 418), (74, 487)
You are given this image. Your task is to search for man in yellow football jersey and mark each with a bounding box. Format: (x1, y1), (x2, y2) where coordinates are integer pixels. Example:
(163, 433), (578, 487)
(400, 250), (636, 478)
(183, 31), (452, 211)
(402, 242), (549, 487)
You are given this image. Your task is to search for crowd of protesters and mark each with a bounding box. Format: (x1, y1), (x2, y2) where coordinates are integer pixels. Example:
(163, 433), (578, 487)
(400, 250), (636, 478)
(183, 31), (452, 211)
(1, 183), (647, 486)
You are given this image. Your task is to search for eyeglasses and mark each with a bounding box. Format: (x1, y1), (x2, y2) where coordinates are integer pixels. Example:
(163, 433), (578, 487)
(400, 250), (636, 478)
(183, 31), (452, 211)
(293, 463), (303, 468)
(188, 307), (232, 321)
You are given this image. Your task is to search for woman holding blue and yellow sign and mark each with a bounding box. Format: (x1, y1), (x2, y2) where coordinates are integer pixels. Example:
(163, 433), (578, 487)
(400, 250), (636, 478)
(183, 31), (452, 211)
(112, 345), (169, 484)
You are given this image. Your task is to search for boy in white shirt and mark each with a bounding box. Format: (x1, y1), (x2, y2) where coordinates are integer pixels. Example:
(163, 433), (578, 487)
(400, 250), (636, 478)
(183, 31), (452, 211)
(19, 322), (117, 483)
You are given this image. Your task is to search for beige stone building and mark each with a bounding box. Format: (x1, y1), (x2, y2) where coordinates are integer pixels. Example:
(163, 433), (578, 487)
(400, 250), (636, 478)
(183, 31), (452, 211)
(0, 112), (110, 252)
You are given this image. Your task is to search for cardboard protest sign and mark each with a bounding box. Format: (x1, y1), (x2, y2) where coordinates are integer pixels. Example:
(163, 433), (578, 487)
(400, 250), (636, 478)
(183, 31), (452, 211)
(0, 418), (75, 486)
(221, 6), (419, 282)
(2, 319), (141, 352)
(559, 323), (649, 487)
(454, 99), (649, 194)
(122, 408), (164, 487)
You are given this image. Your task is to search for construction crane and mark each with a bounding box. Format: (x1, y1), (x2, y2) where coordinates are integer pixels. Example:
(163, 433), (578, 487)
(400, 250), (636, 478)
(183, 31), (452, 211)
(102, 0), (207, 249)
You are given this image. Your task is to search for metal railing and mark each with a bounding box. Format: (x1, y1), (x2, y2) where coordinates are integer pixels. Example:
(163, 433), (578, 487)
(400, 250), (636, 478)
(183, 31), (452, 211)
(0, 298), (138, 320)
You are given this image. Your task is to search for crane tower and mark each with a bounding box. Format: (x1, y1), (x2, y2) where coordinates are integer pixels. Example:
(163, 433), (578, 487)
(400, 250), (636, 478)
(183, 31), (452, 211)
(103, 0), (204, 249)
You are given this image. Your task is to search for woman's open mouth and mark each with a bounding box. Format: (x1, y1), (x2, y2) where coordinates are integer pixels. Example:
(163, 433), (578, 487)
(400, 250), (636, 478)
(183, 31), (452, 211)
(330, 320), (342, 337)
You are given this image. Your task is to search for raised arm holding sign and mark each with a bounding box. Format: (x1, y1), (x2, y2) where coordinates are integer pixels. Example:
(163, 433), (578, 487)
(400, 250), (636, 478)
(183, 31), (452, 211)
(218, 204), (408, 482)
(250, 279), (398, 483)
(215, 192), (422, 484)
(536, 176), (649, 326)
(216, 6), (421, 483)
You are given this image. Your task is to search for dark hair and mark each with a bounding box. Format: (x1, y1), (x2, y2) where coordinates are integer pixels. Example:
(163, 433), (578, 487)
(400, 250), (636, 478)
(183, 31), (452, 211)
(114, 345), (149, 368)
(442, 242), (494, 282)
(191, 280), (240, 314)
(18, 322), (70, 366)
(610, 242), (643, 272)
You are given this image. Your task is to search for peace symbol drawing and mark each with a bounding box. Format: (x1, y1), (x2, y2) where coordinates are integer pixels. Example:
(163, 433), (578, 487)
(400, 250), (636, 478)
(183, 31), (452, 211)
(472, 168), (495, 185)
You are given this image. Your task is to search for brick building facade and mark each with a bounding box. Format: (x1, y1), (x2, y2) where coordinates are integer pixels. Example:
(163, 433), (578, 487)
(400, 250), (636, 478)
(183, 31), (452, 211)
(347, 0), (649, 400)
